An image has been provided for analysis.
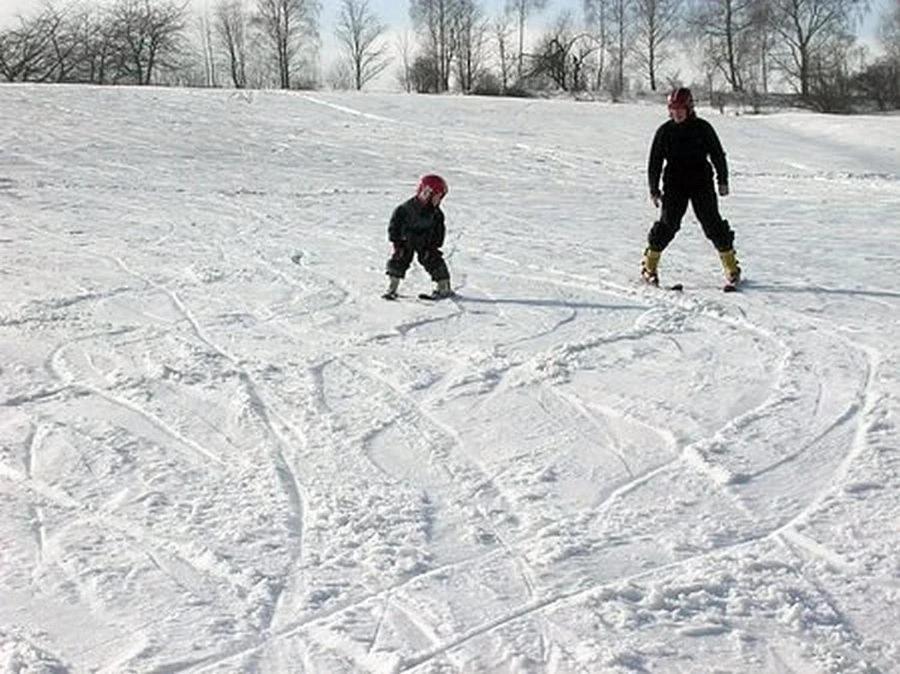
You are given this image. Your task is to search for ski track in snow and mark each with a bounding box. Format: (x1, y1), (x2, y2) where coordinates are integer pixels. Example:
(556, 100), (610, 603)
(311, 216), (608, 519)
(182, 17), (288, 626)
(1, 85), (898, 673)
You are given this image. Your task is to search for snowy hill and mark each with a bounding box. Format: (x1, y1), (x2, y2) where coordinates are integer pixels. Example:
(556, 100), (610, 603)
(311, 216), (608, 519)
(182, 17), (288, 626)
(1, 84), (898, 673)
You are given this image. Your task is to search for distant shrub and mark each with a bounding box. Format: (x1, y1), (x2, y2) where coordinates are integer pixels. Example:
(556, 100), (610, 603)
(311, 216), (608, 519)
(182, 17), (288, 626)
(466, 72), (532, 97)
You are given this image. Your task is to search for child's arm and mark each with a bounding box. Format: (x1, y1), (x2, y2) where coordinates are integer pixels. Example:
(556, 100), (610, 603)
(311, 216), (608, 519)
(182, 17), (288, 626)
(432, 211), (446, 249)
(388, 205), (407, 243)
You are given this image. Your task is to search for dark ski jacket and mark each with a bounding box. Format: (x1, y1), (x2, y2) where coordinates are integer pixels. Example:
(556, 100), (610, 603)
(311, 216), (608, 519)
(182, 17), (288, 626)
(648, 116), (728, 196)
(389, 197), (446, 251)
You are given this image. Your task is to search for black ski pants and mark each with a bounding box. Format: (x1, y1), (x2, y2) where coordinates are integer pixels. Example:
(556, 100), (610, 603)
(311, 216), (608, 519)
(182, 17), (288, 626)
(648, 182), (734, 253)
(386, 245), (449, 281)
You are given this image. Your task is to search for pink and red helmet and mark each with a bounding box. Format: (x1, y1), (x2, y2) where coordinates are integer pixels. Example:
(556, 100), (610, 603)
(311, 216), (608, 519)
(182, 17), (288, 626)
(417, 174), (448, 202)
(667, 87), (694, 113)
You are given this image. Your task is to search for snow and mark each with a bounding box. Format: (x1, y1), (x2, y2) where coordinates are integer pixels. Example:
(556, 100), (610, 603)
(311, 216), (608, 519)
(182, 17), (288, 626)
(1, 83), (898, 673)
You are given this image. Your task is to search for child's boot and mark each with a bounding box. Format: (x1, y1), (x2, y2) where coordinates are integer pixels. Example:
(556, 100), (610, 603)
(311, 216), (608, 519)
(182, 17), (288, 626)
(641, 248), (661, 286)
(719, 249), (741, 285)
(434, 278), (453, 298)
(383, 275), (400, 300)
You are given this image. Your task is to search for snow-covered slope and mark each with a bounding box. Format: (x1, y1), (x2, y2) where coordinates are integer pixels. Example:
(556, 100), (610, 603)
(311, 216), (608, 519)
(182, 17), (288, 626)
(1, 84), (898, 673)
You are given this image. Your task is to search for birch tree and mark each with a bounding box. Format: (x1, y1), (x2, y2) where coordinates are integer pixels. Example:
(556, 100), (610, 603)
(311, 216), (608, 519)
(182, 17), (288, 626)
(609, 0), (634, 97)
(395, 29), (415, 91)
(506, 0), (548, 80)
(632, 0), (682, 91)
(879, 0), (899, 61)
(492, 8), (515, 92)
(410, 0), (459, 92)
(255, 0), (319, 89)
(454, 0), (489, 92)
(767, 0), (868, 97)
(198, 9), (218, 86)
(688, 0), (759, 92)
(214, 0), (248, 88)
(583, 0), (612, 91)
(334, 0), (389, 90)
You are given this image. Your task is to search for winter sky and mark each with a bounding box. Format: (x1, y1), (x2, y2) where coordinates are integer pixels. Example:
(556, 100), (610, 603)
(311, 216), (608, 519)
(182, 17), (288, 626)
(0, 0), (891, 51)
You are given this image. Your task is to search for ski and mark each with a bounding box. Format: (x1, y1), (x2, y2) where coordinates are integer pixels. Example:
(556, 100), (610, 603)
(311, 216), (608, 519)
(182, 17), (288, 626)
(722, 283), (739, 293)
(643, 281), (683, 292)
(381, 292), (453, 301)
(418, 292), (454, 301)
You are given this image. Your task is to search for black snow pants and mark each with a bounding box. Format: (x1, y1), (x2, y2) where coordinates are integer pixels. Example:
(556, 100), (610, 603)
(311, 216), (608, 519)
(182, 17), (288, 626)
(648, 182), (734, 253)
(386, 246), (449, 282)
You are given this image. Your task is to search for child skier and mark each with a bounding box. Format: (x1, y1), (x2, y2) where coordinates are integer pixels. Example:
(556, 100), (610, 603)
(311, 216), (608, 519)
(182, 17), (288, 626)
(642, 87), (742, 289)
(383, 174), (453, 300)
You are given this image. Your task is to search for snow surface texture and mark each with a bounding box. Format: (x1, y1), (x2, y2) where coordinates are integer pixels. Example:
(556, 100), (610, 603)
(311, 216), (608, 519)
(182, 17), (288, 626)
(1, 84), (898, 673)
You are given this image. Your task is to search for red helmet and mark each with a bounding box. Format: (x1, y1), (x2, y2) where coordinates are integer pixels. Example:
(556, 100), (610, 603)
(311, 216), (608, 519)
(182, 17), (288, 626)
(417, 174), (448, 201)
(667, 87), (694, 112)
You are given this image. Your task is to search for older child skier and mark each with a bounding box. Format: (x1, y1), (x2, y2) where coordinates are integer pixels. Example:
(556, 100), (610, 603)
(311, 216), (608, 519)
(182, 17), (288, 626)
(383, 174), (453, 300)
(643, 87), (742, 290)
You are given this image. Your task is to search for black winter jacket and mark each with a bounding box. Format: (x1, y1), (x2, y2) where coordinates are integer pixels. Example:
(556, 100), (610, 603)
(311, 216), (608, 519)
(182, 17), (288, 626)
(388, 197), (446, 251)
(648, 116), (728, 195)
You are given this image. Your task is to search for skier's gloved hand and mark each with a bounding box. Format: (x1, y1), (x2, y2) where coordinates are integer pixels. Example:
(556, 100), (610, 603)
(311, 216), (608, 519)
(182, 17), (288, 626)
(392, 241), (405, 256)
(650, 191), (661, 208)
(718, 183), (729, 197)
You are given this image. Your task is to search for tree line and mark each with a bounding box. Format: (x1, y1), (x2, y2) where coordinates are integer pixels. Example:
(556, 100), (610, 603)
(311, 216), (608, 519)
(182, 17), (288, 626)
(1, 0), (898, 112)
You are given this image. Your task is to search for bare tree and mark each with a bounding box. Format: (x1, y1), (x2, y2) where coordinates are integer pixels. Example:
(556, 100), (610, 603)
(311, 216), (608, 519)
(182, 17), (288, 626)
(411, 52), (440, 91)
(326, 58), (353, 88)
(880, 0), (900, 61)
(748, 0), (773, 93)
(767, 0), (868, 97)
(530, 10), (598, 90)
(255, 0), (319, 89)
(688, 0), (759, 92)
(506, 0), (548, 81)
(214, 0), (248, 88)
(38, 2), (97, 83)
(198, 9), (218, 86)
(77, 7), (119, 84)
(632, 0), (682, 91)
(454, 0), (489, 92)
(335, 0), (389, 90)
(608, 0), (635, 98)
(410, 0), (459, 92)
(0, 5), (66, 82)
(584, 0), (612, 91)
(395, 28), (415, 91)
(848, 3), (899, 110)
(108, 0), (189, 85)
(492, 8), (515, 92)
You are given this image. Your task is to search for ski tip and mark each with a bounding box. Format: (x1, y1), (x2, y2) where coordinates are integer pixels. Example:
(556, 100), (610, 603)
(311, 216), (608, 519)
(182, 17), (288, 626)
(640, 278), (681, 291)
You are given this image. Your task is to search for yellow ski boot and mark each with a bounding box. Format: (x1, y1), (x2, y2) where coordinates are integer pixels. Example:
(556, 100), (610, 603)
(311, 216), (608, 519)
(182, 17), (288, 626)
(641, 248), (661, 286)
(719, 249), (742, 290)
